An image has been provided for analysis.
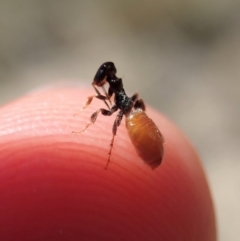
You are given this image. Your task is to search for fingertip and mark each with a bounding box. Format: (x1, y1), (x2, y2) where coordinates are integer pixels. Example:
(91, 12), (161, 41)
(0, 87), (216, 241)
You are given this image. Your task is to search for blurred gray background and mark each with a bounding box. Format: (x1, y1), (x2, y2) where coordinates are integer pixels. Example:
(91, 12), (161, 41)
(0, 0), (239, 240)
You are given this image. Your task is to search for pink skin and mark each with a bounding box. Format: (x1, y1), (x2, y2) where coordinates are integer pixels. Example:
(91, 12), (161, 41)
(0, 88), (216, 241)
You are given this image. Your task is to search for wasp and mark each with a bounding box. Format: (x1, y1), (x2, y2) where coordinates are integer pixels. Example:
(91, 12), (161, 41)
(73, 62), (164, 169)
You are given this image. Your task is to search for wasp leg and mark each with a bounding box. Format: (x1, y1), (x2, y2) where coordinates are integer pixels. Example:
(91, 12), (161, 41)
(92, 83), (112, 109)
(101, 85), (112, 107)
(105, 111), (124, 170)
(72, 105), (118, 134)
(73, 94), (110, 116)
(131, 93), (139, 103)
(134, 99), (146, 111)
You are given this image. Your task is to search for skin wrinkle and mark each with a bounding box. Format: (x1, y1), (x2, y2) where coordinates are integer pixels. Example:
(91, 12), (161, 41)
(4, 136), (175, 213)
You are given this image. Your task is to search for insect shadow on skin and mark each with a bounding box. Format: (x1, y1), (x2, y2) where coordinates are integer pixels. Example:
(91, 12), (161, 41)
(73, 62), (164, 170)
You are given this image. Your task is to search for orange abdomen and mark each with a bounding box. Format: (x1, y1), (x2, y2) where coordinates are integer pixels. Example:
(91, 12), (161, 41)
(126, 109), (164, 169)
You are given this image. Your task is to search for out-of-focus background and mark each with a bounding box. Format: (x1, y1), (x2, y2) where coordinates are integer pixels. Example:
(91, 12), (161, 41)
(0, 1), (239, 240)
